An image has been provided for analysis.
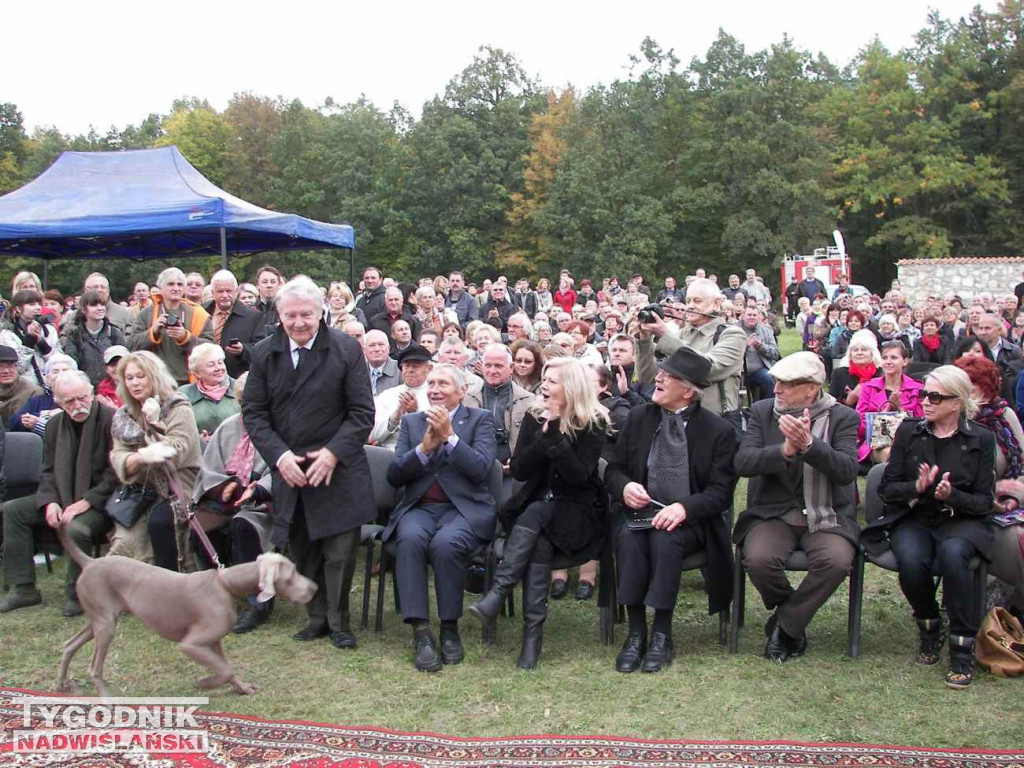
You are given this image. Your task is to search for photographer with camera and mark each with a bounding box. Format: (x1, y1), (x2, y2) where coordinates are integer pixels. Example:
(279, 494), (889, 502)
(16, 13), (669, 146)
(0, 289), (61, 389)
(634, 279), (746, 435)
(128, 267), (214, 385)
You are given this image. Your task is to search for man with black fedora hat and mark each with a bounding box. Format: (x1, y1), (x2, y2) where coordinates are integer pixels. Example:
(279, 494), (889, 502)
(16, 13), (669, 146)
(734, 351), (860, 663)
(370, 343), (433, 449)
(604, 347), (739, 673)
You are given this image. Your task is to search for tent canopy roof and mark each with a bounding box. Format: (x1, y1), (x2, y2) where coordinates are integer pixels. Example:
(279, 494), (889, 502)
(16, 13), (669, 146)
(0, 146), (353, 259)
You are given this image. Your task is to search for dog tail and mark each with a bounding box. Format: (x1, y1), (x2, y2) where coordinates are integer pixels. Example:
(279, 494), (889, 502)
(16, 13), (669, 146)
(56, 522), (93, 568)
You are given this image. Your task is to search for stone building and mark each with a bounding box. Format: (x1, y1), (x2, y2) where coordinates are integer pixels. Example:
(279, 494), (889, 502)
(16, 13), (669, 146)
(896, 256), (1024, 306)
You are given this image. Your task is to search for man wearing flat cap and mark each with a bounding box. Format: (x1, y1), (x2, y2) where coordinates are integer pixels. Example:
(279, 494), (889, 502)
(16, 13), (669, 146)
(604, 347), (739, 673)
(370, 343), (433, 449)
(734, 351), (860, 663)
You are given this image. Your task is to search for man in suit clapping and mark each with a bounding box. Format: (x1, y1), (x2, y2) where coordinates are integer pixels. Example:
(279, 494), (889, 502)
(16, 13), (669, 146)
(384, 363), (497, 673)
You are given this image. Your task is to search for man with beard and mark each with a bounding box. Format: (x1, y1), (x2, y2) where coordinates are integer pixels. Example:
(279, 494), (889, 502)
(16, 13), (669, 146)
(0, 371), (118, 616)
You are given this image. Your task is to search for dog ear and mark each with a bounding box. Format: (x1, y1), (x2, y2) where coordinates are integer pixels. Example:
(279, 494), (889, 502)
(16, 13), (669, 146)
(256, 554), (280, 602)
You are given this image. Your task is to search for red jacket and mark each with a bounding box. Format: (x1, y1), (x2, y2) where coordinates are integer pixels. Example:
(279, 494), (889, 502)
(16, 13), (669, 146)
(553, 289), (577, 313)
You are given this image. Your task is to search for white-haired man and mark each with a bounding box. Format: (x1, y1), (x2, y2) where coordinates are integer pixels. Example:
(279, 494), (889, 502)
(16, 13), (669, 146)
(243, 276), (376, 649)
(128, 267), (213, 384)
(205, 269), (266, 378)
(636, 278), (745, 430)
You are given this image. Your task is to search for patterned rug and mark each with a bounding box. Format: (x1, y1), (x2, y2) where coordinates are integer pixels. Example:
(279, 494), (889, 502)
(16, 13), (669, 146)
(1, 688), (1021, 768)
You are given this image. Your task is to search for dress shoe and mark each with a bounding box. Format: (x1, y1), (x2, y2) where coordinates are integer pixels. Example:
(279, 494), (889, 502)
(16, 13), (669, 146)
(641, 632), (674, 673)
(765, 613), (807, 657)
(575, 580), (595, 601)
(414, 630), (442, 673)
(330, 630), (358, 649)
(549, 578), (568, 600)
(292, 624), (330, 642)
(233, 606), (270, 634)
(765, 625), (791, 663)
(440, 625), (464, 665)
(61, 599), (84, 618)
(615, 632), (647, 673)
(0, 586), (42, 613)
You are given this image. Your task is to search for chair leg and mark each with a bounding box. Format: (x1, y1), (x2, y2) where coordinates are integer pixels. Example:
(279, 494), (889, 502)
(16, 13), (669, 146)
(482, 542), (496, 644)
(847, 547), (864, 659)
(718, 609), (728, 646)
(975, 559), (988, 631)
(360, 538), (374, 630)
(44, 551), (53, 574)
(375, 550), (390, 632)
(729, 544), (743, 654)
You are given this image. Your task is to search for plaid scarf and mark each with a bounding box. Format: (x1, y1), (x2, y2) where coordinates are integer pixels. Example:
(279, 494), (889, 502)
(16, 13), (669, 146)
(774, 392), (840, 532)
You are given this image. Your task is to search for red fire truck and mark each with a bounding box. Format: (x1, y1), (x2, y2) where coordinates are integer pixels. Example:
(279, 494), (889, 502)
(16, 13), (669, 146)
(780, 230), (858, 314)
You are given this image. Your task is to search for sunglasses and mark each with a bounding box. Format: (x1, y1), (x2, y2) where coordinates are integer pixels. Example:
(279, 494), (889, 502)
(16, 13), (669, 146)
(917, 390), (959, 404)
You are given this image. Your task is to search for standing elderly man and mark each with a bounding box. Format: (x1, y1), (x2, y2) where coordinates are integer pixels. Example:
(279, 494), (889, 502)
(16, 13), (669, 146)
(734, 352), (860, 663)
(0, 371), (117, 617)
(743, 269), (771, 303)
(363, 329), (400, 397)
(480, 283), (516, 331)
(206, 269), (267, 379)
(385, 363), (497, 671)
(371, 344), (433, 449)
(637, 278), (745, 431)
(243, 275), (376, 649)
(605, 348), (738, 672)
(464, 344), (535, 476)
(976, 312), (1023, 405)
(184, 272), (206, 304)
(128, 267), (214, 385)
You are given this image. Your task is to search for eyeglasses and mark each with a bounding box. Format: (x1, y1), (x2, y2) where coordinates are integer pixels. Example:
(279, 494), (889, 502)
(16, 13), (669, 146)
(917, 390), (959, 404)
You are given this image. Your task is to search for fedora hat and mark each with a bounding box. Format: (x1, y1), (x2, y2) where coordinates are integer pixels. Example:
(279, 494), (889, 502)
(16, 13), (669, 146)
(658, 347), (711, 389)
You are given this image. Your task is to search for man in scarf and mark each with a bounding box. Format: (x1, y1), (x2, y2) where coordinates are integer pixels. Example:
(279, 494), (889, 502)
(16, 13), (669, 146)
(734, 352), (861, 663)
(0, 371), (118, 616)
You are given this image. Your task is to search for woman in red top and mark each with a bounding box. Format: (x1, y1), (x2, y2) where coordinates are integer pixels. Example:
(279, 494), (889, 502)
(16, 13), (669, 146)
(553, 278), (577, 314)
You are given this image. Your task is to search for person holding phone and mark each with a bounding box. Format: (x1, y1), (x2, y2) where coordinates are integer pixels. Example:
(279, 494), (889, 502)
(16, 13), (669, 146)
(205, 270), (267, 378)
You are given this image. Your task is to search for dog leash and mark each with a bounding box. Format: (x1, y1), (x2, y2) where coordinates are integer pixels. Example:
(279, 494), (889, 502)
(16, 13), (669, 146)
(186, 505), (226, 570)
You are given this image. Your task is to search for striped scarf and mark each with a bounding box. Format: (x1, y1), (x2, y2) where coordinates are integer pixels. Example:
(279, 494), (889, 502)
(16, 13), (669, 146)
(774, 392), (840, 532)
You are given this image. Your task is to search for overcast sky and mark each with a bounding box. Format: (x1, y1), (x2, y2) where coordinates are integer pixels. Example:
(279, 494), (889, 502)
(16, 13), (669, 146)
(8, 0), (991, 136)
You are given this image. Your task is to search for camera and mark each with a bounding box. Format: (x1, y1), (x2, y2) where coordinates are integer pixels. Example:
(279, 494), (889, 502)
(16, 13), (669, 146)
(36, 314), (51, 326)
(164, 314), (181, 327)
(637, 304), (664, 324)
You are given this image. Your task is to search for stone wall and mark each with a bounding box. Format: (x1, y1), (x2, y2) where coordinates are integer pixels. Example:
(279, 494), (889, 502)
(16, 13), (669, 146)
(896, 257), (1024, 306)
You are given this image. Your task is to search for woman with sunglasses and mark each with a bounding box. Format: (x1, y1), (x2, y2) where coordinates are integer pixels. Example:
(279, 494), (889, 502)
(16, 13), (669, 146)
(868, 366), (995, 689)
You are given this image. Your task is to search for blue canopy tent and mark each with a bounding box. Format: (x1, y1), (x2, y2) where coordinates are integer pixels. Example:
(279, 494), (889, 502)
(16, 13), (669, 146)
(0, 146), (355, 284)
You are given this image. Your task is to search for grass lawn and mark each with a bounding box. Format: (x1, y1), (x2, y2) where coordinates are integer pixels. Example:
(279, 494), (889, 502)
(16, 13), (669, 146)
(1, 330), (1019, 748)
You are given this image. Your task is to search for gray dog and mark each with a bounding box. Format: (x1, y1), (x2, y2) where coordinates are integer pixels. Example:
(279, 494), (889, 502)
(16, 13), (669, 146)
(55, 527), (317, 696)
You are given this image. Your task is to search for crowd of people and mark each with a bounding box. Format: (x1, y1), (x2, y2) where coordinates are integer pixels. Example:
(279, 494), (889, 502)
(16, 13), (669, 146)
(0, 261), (1023, 691)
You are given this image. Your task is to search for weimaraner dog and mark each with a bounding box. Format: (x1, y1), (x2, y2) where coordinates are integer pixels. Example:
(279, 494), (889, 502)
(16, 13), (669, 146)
(55, 526), (317, 696)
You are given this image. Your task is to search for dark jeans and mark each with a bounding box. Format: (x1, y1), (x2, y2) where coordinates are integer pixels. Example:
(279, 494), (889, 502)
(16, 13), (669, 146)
(745, 367), (774, 402)
(889, 521), (981, 636)
(147, 500), (179, 571)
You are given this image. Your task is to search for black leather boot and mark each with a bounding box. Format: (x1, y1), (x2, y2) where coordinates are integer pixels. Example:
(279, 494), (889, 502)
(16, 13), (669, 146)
(916, 617), (945, 666)
(516, 562), (549, 669)
(468, 526), (541, 623)
(944, 634), (976, 689)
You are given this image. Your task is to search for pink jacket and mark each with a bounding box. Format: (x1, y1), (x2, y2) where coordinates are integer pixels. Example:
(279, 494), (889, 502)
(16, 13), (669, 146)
(856, 374), (924, 462)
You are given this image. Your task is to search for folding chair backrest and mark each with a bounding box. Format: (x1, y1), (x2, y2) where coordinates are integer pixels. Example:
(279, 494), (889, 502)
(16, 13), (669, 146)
(4, 432), (43, 499)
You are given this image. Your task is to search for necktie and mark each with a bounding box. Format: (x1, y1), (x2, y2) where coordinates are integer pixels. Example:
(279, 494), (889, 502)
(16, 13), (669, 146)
(647, 412), (690, 506)
(213, 311), (228, 344)
(295, 347), (309, 375)
(370, 367), (381, 396)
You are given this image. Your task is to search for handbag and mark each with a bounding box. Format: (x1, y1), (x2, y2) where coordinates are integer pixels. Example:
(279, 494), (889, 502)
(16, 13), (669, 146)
(866, 411), (908, 451)
(104, 483), (160, 528)
(975, 606), (1024, 678)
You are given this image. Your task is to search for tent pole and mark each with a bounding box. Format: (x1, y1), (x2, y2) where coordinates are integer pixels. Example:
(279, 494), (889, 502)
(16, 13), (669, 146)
(43, 260), (50, 290)
(349, 246), (355, 290)
(219, 228), (228, 269)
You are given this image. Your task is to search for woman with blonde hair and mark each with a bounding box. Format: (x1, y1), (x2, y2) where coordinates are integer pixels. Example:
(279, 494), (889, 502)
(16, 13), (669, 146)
(469, 357), (610, 668)
(109, 351), (203, 571)
(11, 271), (42, 297)
(325, 281), (364, 328)
(868, 365), (995, 689)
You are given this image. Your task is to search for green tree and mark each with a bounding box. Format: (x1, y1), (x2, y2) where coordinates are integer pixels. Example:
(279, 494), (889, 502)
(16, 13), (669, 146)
(156, 104), (233, 187)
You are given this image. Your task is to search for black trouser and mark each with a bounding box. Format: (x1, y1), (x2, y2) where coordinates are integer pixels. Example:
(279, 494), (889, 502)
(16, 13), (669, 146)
(288, 500), (359, 632)
(147, 501), (179, 571)
(890, 521), (981, 636)
(192, 515), (263, 570)
(616, 523), (704, 610)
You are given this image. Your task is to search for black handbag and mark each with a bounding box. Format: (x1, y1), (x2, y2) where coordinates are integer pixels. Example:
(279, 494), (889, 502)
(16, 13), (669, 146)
(104, 484), (160, 528)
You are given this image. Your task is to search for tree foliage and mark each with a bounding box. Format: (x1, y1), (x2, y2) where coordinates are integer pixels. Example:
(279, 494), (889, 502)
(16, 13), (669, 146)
(3, 4), (1024, 299)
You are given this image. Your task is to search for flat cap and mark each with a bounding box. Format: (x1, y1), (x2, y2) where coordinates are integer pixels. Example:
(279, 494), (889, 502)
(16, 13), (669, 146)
(769, 351), (825, 385)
